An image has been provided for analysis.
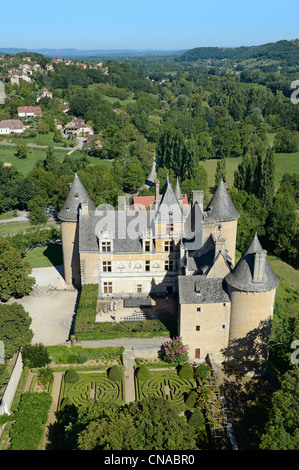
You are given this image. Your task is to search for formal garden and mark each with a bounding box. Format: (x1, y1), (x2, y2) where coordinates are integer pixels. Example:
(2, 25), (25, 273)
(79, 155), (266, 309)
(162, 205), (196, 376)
(0, 340), (231, 450)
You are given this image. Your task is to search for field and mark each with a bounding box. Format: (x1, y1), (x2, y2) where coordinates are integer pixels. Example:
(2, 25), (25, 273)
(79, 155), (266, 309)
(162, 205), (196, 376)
(201, 151), (299, 197)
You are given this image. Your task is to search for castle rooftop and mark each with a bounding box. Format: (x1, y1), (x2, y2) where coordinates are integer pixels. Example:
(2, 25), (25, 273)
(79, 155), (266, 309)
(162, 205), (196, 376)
(205, 179), (240, 222)
(225, 234), (279, 292)
(58, 173), (95, 222)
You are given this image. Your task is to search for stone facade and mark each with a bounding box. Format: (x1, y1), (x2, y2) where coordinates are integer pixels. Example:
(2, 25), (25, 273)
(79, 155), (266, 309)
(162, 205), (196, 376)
(58, 175), (279, 374)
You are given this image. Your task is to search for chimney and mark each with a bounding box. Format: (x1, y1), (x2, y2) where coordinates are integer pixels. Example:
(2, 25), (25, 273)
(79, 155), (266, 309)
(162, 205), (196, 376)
(253, 250), (267, 282)
(192, 190), (204, 211)
(215, 237), (226, 257)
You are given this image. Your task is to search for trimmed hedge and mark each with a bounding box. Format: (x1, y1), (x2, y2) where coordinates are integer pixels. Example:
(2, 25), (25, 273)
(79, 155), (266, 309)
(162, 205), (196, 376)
(185, 390), (198, 408)
(187, 408), (206, 429)
(75, 318), (177, 340)
(46, 345), (124, 364)
(64, 369), (80, 383)
(74, 284), (99, 332)
(107, 365), (123, 382)
(10, 392), (52, 450)
(136, 365), (152, 381)
(178, 362), (194, 379)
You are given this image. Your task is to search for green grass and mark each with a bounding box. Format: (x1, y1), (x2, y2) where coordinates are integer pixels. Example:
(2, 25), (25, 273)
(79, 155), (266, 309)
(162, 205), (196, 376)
(0, 220), (31, 235)
(0, 211), (16, 220)
(201, 151), (299, 197)
(0, 131), (68, 147)
(0, 145), (70, 175)
(24, 243), (63, 268)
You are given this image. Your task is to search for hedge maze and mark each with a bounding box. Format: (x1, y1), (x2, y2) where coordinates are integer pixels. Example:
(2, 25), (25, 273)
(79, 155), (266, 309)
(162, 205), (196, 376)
(59, 372), (124, 409)
(137, 371), (195, 408)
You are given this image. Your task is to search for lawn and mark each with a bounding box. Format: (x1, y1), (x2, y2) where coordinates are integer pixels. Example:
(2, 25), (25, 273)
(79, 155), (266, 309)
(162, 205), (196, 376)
(0, 144), (70, 175)
(24, 243), (63, 268)
(201, 151), (299, 197)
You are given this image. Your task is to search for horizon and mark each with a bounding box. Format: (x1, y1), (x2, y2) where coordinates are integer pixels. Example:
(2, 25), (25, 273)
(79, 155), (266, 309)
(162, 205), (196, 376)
(0, 0), (298, 52)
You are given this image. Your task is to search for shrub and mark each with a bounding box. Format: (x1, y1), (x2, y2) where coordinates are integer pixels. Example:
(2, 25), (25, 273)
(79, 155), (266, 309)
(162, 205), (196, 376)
(136, 365), (152, 381)
(64, 368), (79, 383)
(107, 365), (123, 382)
(178, 362), (193, 379)
(22, 343), (51, 368)
(161, 336), (189, 364)
(61, 396), (73, 409)
(185, 390), (198, 408)
(10, 392), (52, 450)
(194, 363), (210, 380)
(188, 408), (205, 429)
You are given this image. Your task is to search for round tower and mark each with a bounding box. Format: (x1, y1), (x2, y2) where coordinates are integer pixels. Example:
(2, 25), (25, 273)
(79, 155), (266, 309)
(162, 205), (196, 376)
(58, 173), (95, 286)
(204, 179), (239, 265)
(225, 234), (279, 375)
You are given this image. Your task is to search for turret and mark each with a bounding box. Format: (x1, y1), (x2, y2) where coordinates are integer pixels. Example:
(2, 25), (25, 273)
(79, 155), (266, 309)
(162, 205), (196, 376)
(174, 177), (183, 207)
(225, 234), (279, 375)
(204, 179), (239, 265)
(58, 173), (95, 285)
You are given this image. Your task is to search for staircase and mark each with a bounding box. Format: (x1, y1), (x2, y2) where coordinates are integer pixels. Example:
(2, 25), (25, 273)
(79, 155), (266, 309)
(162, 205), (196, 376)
(123, 348), (136, 404)
(123, 348), (135, 369)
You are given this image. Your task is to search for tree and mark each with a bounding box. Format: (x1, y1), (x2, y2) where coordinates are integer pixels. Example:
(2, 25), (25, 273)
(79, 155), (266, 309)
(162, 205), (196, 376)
(0, 303), (33, 358)
(28, 196), (48, 225)
(214, 158), (226, 187)
(259, 148), (275, 209)
(260, 367), (299, 450)
(0, 238), (35, 301)
(22, 343), (51, 368)
(77, 397), (198, 450)
(43, 145), (59, 175)
(161, 336), (189, 364)
(15, 143), (28, 159)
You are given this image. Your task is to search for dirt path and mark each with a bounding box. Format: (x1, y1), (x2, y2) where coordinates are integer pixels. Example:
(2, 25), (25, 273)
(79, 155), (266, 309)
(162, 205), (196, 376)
(42, 372), (63, 450)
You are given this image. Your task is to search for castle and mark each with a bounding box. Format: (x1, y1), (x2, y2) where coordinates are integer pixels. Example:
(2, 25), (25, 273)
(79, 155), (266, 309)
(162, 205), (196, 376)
(58, 173), (279, 375)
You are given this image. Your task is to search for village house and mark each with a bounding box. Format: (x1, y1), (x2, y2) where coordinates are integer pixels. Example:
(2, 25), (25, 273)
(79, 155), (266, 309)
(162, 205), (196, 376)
(18, 106), (43, 118)
(37, 88), (53, 102)
(63, 118), (94, 139)
(0, 119), (26, 134)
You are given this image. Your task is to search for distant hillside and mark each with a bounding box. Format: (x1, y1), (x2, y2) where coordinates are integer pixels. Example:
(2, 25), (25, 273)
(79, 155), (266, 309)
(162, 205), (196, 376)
(178, 39), (299, 66)
(0, 47), (184, 59)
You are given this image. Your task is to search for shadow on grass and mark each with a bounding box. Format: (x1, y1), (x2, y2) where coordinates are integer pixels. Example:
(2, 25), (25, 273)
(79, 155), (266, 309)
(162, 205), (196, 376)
(42, 243), (63, 267)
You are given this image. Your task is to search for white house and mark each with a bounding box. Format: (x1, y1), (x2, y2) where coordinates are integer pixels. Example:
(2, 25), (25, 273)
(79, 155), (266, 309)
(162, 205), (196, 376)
(0, 120), (26, 134)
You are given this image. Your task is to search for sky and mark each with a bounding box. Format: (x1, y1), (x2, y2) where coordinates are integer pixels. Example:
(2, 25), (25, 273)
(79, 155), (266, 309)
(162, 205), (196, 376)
(1, 0), (299, 51)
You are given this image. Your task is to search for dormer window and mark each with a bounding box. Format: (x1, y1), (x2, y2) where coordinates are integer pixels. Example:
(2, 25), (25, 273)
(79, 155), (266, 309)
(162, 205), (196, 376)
(101, 241), (111, 252)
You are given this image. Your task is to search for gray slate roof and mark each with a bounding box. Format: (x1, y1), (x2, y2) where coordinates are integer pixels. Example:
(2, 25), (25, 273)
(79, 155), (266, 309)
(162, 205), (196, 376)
(58, 173), (95, 222)
(79, 209), (152, 253)
(225, 234), (279, 292)
(155, 179), (184, 223)
(205, 179), (240, 222)
(178, 275), (230, 304)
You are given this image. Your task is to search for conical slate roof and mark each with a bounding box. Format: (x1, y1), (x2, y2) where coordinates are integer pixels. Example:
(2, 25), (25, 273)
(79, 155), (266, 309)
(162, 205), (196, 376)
(174, 177), (182, 201)
(155, 177), (183, 222)
(58, 173), (95, 222)
(205, 179), (240, 222)
(225, 234), (279, 292)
